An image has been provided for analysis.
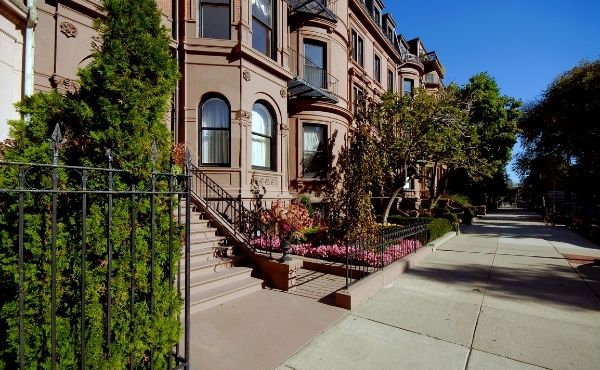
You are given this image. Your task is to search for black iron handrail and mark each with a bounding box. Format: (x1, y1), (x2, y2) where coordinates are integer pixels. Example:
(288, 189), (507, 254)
(187, 164), (273, 256)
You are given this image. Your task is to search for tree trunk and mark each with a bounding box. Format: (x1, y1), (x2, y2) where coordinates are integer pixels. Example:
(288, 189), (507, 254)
(382, 187), (403, 224)
(429, 167), (450, 209)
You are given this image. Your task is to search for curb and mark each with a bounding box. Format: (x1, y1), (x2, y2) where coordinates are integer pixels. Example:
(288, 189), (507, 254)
(426, 231), (458, 252)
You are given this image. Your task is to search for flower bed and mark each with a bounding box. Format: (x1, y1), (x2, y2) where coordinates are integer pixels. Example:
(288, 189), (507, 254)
(250, 236), (422, 267)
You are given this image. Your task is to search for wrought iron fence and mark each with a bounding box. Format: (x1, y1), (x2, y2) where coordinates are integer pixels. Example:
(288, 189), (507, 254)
(0, 130), (192, 369)
(345, 221), (428, 288)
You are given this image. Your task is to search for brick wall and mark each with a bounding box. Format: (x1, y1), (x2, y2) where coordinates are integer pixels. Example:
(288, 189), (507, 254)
(156, 0), (172, 18)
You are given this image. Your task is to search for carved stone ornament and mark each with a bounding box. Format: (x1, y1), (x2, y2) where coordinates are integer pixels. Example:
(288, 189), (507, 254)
(280, 88), (287, 98)
(50, 74), (79, 94)
(254, 176), (277, 187)
(280, 124), (289, 131)
(235, 110), (252, 121)
(242, 70), (252, 81)
(60, 22), (78, 38)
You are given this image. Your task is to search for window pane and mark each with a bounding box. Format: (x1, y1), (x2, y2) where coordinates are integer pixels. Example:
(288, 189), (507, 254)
(252, 104), (272, 136)
(252, 103), (275, 168)
(202, 98), (229, 128)
(403, 79), (414, 95)
(252, 134), (271, 168)
(252, 19), (271, 56)
(358, 37), (364, 65)
(252, 0), (272, 26)
(200, 97), (230, 165)
(303, 125), (326, 177)
(202, 129), (230, 164)
(305, 42), (325, 68)
(201, 5), (229, 39)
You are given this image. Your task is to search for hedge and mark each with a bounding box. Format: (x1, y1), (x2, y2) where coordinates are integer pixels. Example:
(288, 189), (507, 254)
(426, 218), (454, 243)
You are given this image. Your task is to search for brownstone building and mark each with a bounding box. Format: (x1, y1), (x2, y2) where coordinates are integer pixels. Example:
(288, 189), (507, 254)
(0, 0), (445, 201)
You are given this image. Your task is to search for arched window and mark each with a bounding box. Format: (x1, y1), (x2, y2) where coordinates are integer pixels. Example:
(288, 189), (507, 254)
(252, 102), (276, 170)
(198, 0), (230, 39)
(200, 97), (230, 165)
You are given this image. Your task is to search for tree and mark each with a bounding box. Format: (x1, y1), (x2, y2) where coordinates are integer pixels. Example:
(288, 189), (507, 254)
(0, 0), (180, 368)
(517, 59), (600, 202)
(322, 94), (383, 242)
(447, 73), (521, 205)
(375, 86), (471, 222)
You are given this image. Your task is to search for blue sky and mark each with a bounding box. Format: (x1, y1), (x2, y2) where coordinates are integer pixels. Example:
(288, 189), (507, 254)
(386, 0), (600, 183)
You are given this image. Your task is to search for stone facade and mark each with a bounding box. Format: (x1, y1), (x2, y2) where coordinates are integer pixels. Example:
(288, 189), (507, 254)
(1, 0), (445, 201)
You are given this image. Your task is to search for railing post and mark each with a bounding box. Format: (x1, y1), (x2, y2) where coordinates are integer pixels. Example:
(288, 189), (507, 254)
(80, 170), (88, 370)
(50, 123), (62, 370)
(184, 149), (192, 370)
(150, 142), (157, 369)
(105, 148), (114, 358)
(18, 166), (25, 370)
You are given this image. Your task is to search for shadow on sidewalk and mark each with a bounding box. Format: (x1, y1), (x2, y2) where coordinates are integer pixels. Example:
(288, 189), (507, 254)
(407, 261), (600, 310)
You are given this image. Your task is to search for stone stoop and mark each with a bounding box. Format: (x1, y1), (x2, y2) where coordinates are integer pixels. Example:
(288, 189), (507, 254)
(180, 203), (263, 314)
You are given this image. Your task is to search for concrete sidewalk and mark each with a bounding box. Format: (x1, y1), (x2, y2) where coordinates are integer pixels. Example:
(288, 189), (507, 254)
(278, 209), (600, 370)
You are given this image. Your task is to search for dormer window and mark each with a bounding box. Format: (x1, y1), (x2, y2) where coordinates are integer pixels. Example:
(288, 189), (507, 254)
(374, 8), (381, 26)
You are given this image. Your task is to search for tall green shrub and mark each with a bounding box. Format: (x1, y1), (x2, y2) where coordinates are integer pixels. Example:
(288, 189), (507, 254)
(0, 0), (180, 368)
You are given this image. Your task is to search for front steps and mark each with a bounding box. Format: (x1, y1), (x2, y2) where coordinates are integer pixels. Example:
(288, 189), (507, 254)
(180, 203), (263, 314)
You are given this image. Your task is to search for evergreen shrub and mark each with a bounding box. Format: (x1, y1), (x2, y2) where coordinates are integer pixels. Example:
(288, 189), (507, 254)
(0, 0), (181, 368)
(427, 218), (453, 242)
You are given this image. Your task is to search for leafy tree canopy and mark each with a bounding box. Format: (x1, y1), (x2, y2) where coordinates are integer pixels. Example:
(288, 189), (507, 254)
(517, 59), (600, 201)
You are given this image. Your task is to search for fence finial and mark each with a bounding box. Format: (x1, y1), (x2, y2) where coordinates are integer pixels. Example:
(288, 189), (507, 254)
(50, 123), (63, 165)
(105, 148), (113, 168)
(151, 140), (158, 166)
(184, 148), (192, 170)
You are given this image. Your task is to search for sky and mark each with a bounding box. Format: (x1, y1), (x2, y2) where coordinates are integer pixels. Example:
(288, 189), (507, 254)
(386, 0), (600, 183)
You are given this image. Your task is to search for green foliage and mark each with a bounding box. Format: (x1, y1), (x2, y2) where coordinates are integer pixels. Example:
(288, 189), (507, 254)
(0, 0), (180, 368)
(297, 195), (314, 215)
(375, 87), (472, 219)
(461, 73), (521, 176)
(323, 112), (383, 242)
(517, 59), (600, 202)
(450, 194), (472, 208)
(427, 218), (453, 242)
(446, 73), (520, 205)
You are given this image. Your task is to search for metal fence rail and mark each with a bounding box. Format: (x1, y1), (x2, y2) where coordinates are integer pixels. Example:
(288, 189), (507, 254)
(0, 138), (192, 369)
(345, 221), (428, 288)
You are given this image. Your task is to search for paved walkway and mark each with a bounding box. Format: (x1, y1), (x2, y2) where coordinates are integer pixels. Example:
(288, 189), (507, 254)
(278, 209), (600, 370)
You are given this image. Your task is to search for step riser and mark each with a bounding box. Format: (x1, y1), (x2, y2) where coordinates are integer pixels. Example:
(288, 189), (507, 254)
(188, 270), (253, 295)
(188, 283), (263, 314)
(190, 247), (232, 261)
(183, 240), (223, 252)
(186, 260), (234, 280)
(190, 234), (224, 244)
